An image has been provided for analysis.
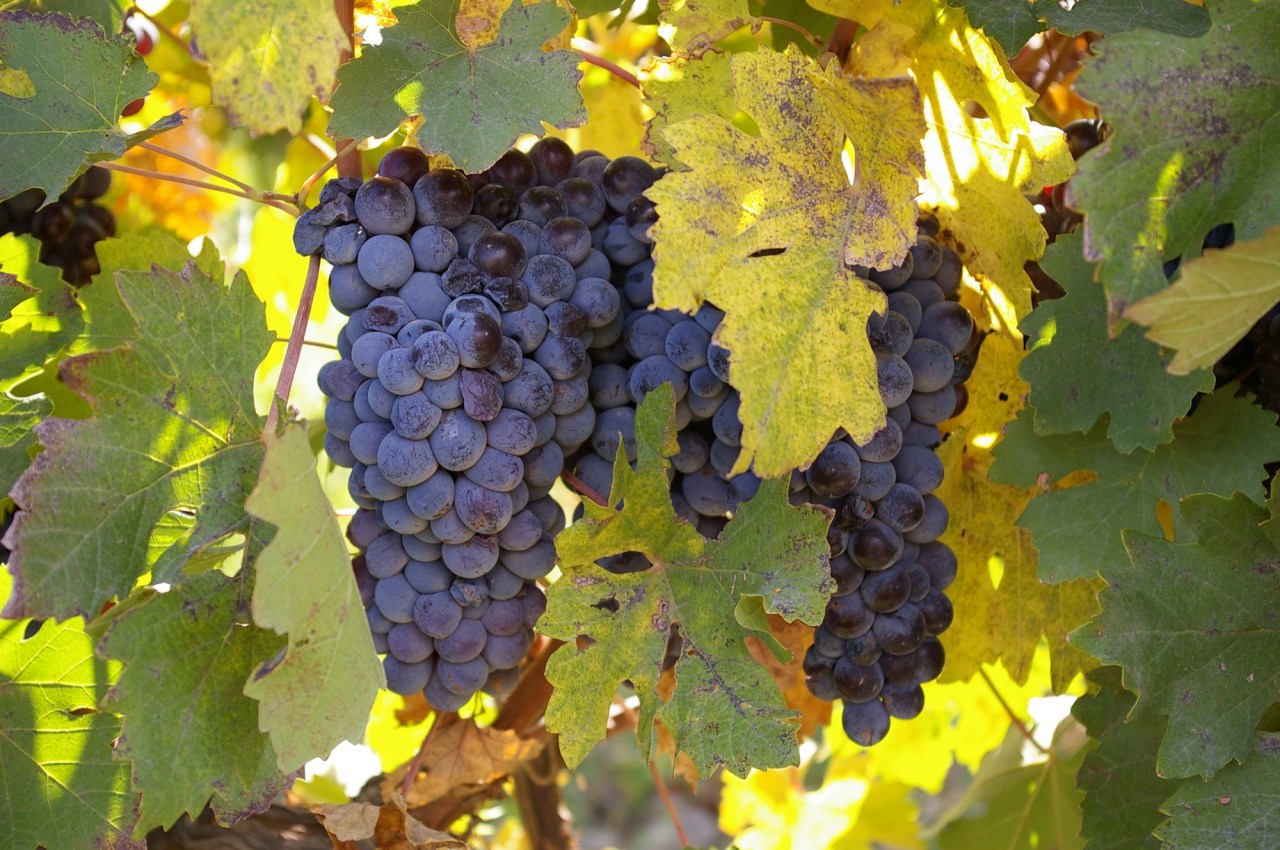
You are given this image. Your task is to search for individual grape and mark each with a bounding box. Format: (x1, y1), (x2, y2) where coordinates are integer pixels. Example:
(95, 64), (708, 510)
(325, 433), (356, 467)
(904, 338), (955, 393)
(892, 446), (944, 495)
(354, 175), (416, 235)
(468, 230), (527, 280)
(496, 510), (544, 551)
(829, 552), (865, 597)
(859, 563), (911, 612)
(915, 542), (956, 591)
(903, 562), (931, 602)
(522, 254), (578, 307)
(349, 421), (393, 466)
(398, 319), (441, 347)
(406, 470), (455, 520)
(323, 223), (365, 264)
(538, 216), (593, 266)
(902, 278), (944, 311)
(464, 446), (524, 492)
(521, 441), (564, 490)
(387, 622), (436, 664)
(490, 337), (525, 382)
(872, 603), (926, 655)
(601, 156), (657, 212)
(905, 494), (949, 544)
(825, 590), (875, 639)
(869, 310), (914, 357)
(377, 433), (438, 487)
(325, 398), (360, 441)
(423, 372), (463, 410)
(358, 234), (415, 290)
(568, 277), (620, 329)
(405, 558), (453, 594)
(709, 438), (739, 476)
(806, 671), (841, 701)
(374, 574), (418, 624)
(363, 465), (405, 501)
(851, 519), (903, 571)
(550, 374), (589, 416)
(451, 577), (490, 608)
(383, 497), (431, 535)
(473, 183), (519, 225)
(672, 431), (711, 475)
(907, 383), (957, 425)
(622, 260), (654, 309)
(803, 645), (837, 677)
(391, 392), (442, 440)
(834, 655), (885, 703)
(875, 483), (925, 533)
(881, 682), (925, 720)
(919, 589), (954, 635)
(328, 264), (378, 313)
(441, 257), (484, 297)
(365, 532), (409, 579)
(454, 478), (513, 534)
(459, 368), (503, 421)
(806, 441), (862, 499)
(383, 656), (434, 694)
(526, 499), (564, 534)
(351, 331), (397, 378)
(367, 604), (395, 635)
(853, 419), (902, 464)
(423, 674), (473, 711)
(378, 147), (431, 188)
(711, 393), (742, 448)
(446, 312), (503, 369)
(485, 408), (538, 456)
(429, 409), (488, 472)
(432, 508), (476, 545)
(436, 655), (490, 695)
(877, 355), (914, 407)
(377, 347), (425, 395)
(531, 411), (558, 448)
(518, 185), (567, 226)
(602, 218), (648, 265)
(502, 303), (550, 353)
(915, 637), (945, 683)
(902, 421), (942, 449)
(414, 168), (473, 228)
(628, 354), (689, 403)
(485, 565), (525, 600)
(442, 533), (501, 578)
(347, 509), (383, 549)
(917, 301), (974, 356)
(527, 136), (575, 186)
(592, 406), (637, 462)
(869, 255), (913, 290)
(535, 334), (588, 381)
(483, 630), (532, 670)
(574, 249), (611, 282)
(558, 177), (607, 226)
(319, 359), (364, 403)
(812, 625), (847, 659)
(624, 312), (673, 360)
(573, 452), (615, 502)
(413, 591), (463, 639)
(400, 272), (452, 323)
(455, 218), (500, 261)
(887, 292), (922, 334)
(552, 403), (595, 449)
(688, 366), (725, 400)
(502, 536), (557, 580)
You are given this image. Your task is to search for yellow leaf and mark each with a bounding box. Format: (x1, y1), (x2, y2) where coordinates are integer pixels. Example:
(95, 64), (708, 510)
(642, 51), (736, 166)
(935, 332), (1100, 690)
(648, 47), (926, 475)
(1127, 224), (1280, 375)
(658, 0), (749, 52)
(365, 691), (433, 774)
(832, 781), (925, 850)
(547, 64), (647, 159)
(721, 766), (867, 850)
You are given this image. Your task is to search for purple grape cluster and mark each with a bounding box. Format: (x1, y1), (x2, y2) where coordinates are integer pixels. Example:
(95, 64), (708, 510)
(297, 140), (659, 709)
(0, 167), (115, 286)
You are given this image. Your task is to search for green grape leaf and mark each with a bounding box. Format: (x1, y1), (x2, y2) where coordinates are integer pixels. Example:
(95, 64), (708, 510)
(957, 0), (1209, 56)
(242, 425), (383, 770)
(1069, 0), (1280, 323)
(657, 0), (748, 51)
(541, 384), (833, 777)
(0, 272), (36, 322)
(19, 1), (129, 32)
(932, 720), (1087, 850)
(989, 390), (1279, 584)
(98, 571), (289, 835)
(1072, 494), (1280, 779)
(648, 47), (925, 476)
(0, 394), (50, 498)
(2, 261), (271, 620)
(0, 11), (156, 201)
(1127, 224), (1280, 376)
(0, 235), (85, 391)
(188, 0), (347, 136)
(1021, 233), (1213, 452)
(328, 0), (584, 173)
(1071, 667), (1175, 850)
(0, 570), (139, 850)
(1157, 733), (1280, 850)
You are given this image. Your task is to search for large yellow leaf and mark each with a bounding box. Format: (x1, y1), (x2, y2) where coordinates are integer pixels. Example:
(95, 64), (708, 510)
(935, 332), (1100, 690)
(648, 47), (925, 475)
(642, 51), (736, 167)
(658, 0), (749, 52)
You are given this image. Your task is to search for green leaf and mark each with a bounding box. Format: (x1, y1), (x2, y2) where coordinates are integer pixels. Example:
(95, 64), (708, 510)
(1127, 224), (1280, 376)
(0, 272), (36, 322)
(1072, 494), (1280, 779)
(0, 234), (85, 390)
(1157, 733), (1280, 850)
(540, 384), (832, 777)
(933, 720), (1087, 850)
(0, 393), (50, 498)
(188, 0), (347, 136)
(1072, 667), (1175, 850)
(97, 571), (288, 835)
(3, 261), (271, 620)
(1069, 0), (1280, 322)
(1021, 233), (1213, 452)
(648, 47), (925, 475)
(957, 0), (1209, 56)
(17, 1), (129, 32)
(0, 11), (156, 201)
(328, 0), (584, 173)
(0, 571), (139, 850)
(989, 390), (1279, 583)
(242, 425), (383, 770)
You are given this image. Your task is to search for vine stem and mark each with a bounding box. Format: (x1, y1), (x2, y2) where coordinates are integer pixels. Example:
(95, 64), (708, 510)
(979, 667), (1049, 755)
(570, 37), (640, 89)
(265, 254), (321, 433)
(298, 138), (363, 206)
(271, 337), (339, 350)
(137, 141), (256, 193)
(648, 759), (691, 847)
(332, 0), (363, 180)
(400, 711), (458, 798)
(561, 468), (608, 506)
(753, 16), (824, 49)
(96, 162), (299, 215)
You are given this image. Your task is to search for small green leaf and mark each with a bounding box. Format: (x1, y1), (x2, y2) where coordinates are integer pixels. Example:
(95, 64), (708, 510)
(242, 425), (383, 770)
(1072, 494), (1280, 779)
(1157, 733), (1280, 850)
(3, 261), (271, 620)
(328, 0), (584, 172)
(0, 11), (156, 201)
(990, 390), (1278, 583)
(1021, 233), (1213, 452)
(1069, 0), (1280, 322)
(1127, 224), (1280, 376)
(541, 384), (832, 777)
(0, 571), (139, 850)
(98, 571), (289, 835)
(1072, 667), (1174, 850)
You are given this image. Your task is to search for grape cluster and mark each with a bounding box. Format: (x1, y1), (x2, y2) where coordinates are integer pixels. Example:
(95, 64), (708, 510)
(0, 167), (115, 286)
(298, 140), (659, 709)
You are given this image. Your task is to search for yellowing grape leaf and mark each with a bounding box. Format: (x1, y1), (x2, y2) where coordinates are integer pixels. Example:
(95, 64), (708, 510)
(98, 571), (289, 835)
(936, 332), (1099, 690)
(648, 47), (925, 475)
(187, 0), (346, 136)
(1127, 224), (1280, 376)
(990, 390), (1279, 585)
(720, 765), (867, 850)
(1073, 494), (1280, 780)
(0, 570), (138, 850)
(744, 614), (832, 739)
(0, 11), (156, 201)
(242, 425), (383, 770)
(833, 780), (926, 850)
(642, 51), (735, 167)
(657, 0), (748, 52)
(329, 0), (584, 172)
(1069, 0), (1280, 323)
(548, 65), (646, 159)
(2, 261), (271, 620)
(541, 385), (833, 777)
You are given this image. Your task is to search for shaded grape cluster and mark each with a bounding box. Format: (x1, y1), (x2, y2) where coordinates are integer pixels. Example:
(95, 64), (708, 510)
(297, 140), (658, 709)
(0, 167), (115, 287)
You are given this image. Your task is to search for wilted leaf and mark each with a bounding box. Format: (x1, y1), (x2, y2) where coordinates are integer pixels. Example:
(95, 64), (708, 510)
(389, 718), (543, 807)
(314, 791), (467, 849)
